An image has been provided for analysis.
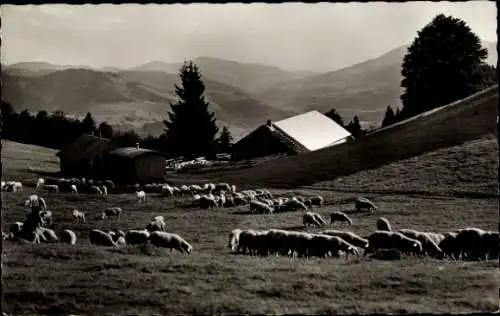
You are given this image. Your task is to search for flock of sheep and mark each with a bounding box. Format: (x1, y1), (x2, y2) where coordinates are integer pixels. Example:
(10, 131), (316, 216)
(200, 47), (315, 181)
(2, 177), (498, 264)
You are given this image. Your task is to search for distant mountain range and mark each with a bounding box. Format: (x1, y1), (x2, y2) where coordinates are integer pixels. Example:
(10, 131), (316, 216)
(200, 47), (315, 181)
(2, 41), (496, 138)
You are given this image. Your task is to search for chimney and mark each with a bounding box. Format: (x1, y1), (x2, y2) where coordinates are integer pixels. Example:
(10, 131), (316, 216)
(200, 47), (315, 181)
(136, 143), (140, 150)
(266, 120), (272, 127)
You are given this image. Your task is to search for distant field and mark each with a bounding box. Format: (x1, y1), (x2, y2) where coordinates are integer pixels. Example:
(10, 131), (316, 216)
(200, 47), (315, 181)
(1, 140), (499, 314)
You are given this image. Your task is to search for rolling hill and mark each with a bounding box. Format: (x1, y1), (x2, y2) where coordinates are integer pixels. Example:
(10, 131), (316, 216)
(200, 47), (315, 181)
(255, 41), (497, 126)
(1, 68), (293, 139)
(215, 84), (498, 189)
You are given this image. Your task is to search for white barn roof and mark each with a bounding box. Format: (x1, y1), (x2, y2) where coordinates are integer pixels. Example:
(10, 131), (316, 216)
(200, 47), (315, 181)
(273, 110), (352, 151)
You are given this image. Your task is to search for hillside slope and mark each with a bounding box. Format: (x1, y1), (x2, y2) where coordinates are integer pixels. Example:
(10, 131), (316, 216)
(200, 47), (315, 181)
(218, 85), (498, 189)
(257, 41), (497, 126)
(1, 68), (293, 138)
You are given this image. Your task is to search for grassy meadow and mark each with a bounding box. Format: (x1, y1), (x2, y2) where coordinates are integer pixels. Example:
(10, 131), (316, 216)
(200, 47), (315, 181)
(1, 137), (499, 315)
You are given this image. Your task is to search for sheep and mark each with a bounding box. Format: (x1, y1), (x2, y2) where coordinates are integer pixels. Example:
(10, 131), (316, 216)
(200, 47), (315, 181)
(125, 229), (150, 245)
(89, 229), (118, 247)
(230, 184), (237, 193)
(2, 231), (9, 240)
(308, 195), (324, 208)
(162, 185), (174, 197)
(316, 235), (360, 259)
(368, 248), (402, 261)
(70, 184), (78, 194)
(320, 230), (369, 249)
(198, 196), (219, 209)
(90, 186), (102, 195)
(104, 180), (115, 189)
(137, 190), (146, 203)
(454, 228), (494, 261)
(398, 229), (444, 258)
(37, 227), (59, 243)
(72, 209), (86, 223)
(376, 217), (392, 231)
(149, 231), (193, 254)
(101, 207), (122, 220)
(330, 211), (353, 226)
(228, 229), (243, 252)
(303, 212), (324, 228)
(189, 184), (203, 195)
(481, 231), (499, 260)
(9, 222), (24, 239)
(25, 194), (46, 210)
(12, 181), (24, 192)
(146, 219), (167, 232)
(249, 200), (274, 214)
(40, 210), (53, 226)
(214, 183), (231, 193)
(101, 185), (108, 197)
(223, 196), (236, 208)
(364, 231), (423, 257)
(438, 232), (460, 260)
(43, 184), (59, 193)
(281, 199), (308, 212)
(425, 232), (446, 245)
(36, 178), (45, 190)
(61, 229), (77, 245)
(355, 197), (377, 213)
(1, 181), (5, 191)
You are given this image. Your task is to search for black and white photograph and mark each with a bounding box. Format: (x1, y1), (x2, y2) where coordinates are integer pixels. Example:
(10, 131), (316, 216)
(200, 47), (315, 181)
(1, 2), (498, 315)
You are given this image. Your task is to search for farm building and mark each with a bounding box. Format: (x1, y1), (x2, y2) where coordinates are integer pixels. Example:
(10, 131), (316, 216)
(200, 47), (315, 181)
(231, 110), (353, 160)
(56, 134), (115, 177)
(101, 146), (168, 183)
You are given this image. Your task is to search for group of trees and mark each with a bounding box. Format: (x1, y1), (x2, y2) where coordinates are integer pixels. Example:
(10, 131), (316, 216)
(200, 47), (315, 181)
(2, 14), (496, 159)
(381, 14), (497, 128)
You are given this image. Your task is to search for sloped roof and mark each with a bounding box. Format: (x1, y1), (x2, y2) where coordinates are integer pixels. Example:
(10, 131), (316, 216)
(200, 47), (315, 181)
(56, 134), (114, 162)
(273, 110), (352, 151)
(106, 147), (165, 159)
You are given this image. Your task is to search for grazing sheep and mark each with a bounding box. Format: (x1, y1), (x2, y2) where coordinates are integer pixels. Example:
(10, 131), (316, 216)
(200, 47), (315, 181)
(37, 227), (58, 243)
(149, 231), (193, 254)
(61, 229), (77, 245)
(228, 229), (243, 252)
(309, 196), (324, 208)
(70, 184), (78, 194)
(364, 231), (423, 256)
(355, 197), (377, 213)
(9, 222), (24, 238)
(89, 229), (118, 247)
(162, 185), (174, 197)
(90, 186), (102, 195)
(104, 180), (115, 189)
(230, 184), (237, 193)
(330, 211), (353, 226)
(303, 212), (324, 228)
(40, 210), (53, 226)
(72, 209), (86, 223)
(249, 200), (274, 214)
(214, 183), (231, 193)
(438, 232), (460, 260)
(12, 181), (24, 192)
(101, 207), (122, 220)
(320, 230), (369, 249)
(137, 190), (146, 203)
(224, 196), (236, 208)
(125, 229), (150, 245)
(425, 232), (446, 245)
(281, 199), (308, 212)
(43, 184), (59, 193)
(101, 185), (108, 197)
(189, 184), (203, 195)
(36, 178), (45, 190)
(376, 217), (392, 231)
(146, 219), (167, 232)
(369, 248), (402, 261)
(198, 196), (219, 209)
(25, 194), (46, 210)
(398, 229), (444, 258)
(454, 228), (493, 261)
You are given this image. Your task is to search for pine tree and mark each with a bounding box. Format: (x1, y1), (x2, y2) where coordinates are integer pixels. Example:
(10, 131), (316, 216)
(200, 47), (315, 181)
(163, 61), (219, 159)
(81, 112), (96, 135)
(401, 14), (489, 118)
(218, 126), (233, 153)
(381, 105), (396, 128)
(346, 115), (363, 138)
(324, 108), (345, 127)
(96, 122), (115, 139)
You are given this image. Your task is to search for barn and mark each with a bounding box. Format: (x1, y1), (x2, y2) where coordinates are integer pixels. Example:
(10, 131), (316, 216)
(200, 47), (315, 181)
(102, 146), (167, 184)
(231, 110), (353, 160)
(56, 134), (115, 177)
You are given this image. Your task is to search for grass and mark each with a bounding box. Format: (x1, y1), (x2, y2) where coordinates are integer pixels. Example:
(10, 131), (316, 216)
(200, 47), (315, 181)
(2, 138), (499, 314)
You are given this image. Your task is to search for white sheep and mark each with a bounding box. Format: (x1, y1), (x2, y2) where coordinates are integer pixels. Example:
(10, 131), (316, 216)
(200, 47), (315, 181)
(1, 181), (5, 191)
(364, 231), (423, 257)
(137, 190), (146, 203)
(70, 184), (78, 194)
(161, 185), (174, 197)
(146, 219), (167, 232)
(25, 194), (46, 210)
(40, 210), (53, 226)
(101, 185), (108, 197)
(37, 227), (59, 243)
(61, 229), (77, 245)
(320, 230), (369, 249)
(89, 229), (118, 247)
(43, 184), (59, 193)
(90, 186), (102, 195)
(228, 229), (243, 252)
(36, 178), (45, 190)
(101, 207), (122, 220)
(398, 229), (443, 258)
(249, 200), (274, 214)
(149, 231), (193, 254)
(303, 212), (324, 228)
(355, 197), (377, 213)
(72, 209), (86, 223)
(330, 211), (353, 226)
(125, 229), (150, 245)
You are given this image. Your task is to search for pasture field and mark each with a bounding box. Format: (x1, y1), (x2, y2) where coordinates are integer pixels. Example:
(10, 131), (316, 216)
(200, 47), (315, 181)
(2, 138), (499, 315)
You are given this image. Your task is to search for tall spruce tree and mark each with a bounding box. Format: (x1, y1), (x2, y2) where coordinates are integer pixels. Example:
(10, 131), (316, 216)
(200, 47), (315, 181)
(163, 61), (219, 159)
(324, 108), (345, 127)
(401, 14), (489, 118)
(381, 105), (396, 127)
(346, 115), (363, 138)
(81, 112), (96, 135)
(218, 126), (233, 153)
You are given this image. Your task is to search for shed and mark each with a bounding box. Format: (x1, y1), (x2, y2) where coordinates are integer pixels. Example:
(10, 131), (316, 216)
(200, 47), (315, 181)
(56, 134), (115, 177)
(102, 146), (167, 183)
(231, 110), (353, 160)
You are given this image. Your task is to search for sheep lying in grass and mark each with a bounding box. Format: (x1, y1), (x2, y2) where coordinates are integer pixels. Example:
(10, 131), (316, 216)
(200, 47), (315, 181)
(149, 231), (193, 254)
(89, 229), (118, 247)
(364, 231), (423, 257)
(101, 207), (122, 220)
(398, 229), (444, 258)
(137, 190), (146, 203)
(125, 229), (150, 245)
(61, 229), (77, 245)
(355, 197), (377, 213)
(376, 217), (392, 231)
(330, 211), (353, 226)
(72, 209), (86, 223)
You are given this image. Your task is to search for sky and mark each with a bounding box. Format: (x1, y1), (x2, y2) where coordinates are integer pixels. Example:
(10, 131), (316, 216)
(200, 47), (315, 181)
(1, 2), (496, 72)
